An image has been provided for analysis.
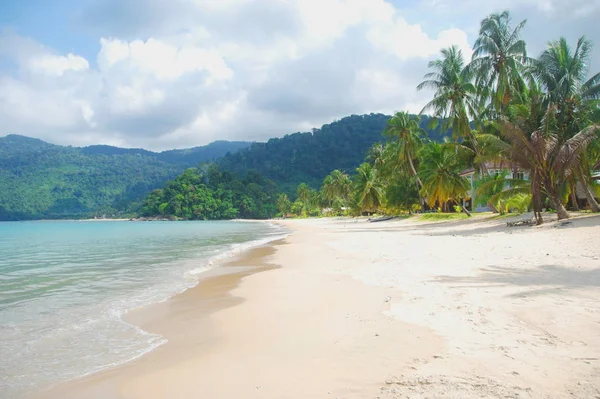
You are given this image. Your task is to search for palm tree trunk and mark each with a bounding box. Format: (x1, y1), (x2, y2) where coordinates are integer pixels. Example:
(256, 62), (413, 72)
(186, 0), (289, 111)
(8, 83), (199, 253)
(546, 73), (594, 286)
(408, 156), (425, 212)
(530, 173), (544, 224)
(570, 179), (580, 211)
(408, 157), (423, 188)
(577, 165), (600, 212)
(571, 189), (580, 211)
(452, 197), (472, 217)
(547, 191), (569, 220)
(582, 183), (600, 212)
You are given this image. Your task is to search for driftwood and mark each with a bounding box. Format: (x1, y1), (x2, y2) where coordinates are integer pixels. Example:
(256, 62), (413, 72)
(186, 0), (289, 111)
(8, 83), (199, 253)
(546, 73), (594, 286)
(506, 219), (536, 227)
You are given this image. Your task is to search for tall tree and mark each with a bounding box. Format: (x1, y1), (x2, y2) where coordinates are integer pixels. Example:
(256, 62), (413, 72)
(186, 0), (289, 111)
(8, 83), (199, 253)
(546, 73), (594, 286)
(470, 10), (529, 115)
(353, 163), (384, 214)
(276, 193), (291, 217)
(321, 169), (352, 210)
(417, 142), (471, 215)
(417, 46), (478, 141)
(501, 99), (599, 222)
(533, 36), (600, 211)
(383, 112), (425, 189)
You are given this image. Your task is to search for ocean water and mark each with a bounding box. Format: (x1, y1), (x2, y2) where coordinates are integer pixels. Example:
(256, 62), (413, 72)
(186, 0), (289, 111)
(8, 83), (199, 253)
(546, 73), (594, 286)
(0, 220), (286, 398)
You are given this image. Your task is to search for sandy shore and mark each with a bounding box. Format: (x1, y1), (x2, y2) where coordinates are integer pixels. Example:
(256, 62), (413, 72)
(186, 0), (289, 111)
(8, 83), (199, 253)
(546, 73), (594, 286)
(32, 214), (600, 398)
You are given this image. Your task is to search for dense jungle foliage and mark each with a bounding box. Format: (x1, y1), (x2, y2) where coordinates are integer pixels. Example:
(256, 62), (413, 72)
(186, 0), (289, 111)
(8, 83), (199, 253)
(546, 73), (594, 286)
(0, 135), (249, 220)
(140, 165), (277, 220)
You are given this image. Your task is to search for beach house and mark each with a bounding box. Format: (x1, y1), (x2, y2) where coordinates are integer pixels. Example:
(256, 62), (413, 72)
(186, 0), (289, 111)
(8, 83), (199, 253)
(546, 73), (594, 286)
(459, 163), (528, 212)
(461, 165), (600, 212)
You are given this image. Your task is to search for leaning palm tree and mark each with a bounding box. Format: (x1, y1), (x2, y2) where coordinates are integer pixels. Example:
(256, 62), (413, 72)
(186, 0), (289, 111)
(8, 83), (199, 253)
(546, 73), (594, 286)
(501, 102), (599, 222)
(417, 46), (478, 141)
(383, 111), (425, 188)
(470, 10), (529, 115)
(532, 36), (600, 211)
(417, 142), (471, 216)
(353, 163), (384, 214)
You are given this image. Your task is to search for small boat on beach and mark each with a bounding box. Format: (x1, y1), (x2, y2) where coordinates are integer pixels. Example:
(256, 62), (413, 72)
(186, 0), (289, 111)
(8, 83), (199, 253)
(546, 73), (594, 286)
(367, 216), (394, 223)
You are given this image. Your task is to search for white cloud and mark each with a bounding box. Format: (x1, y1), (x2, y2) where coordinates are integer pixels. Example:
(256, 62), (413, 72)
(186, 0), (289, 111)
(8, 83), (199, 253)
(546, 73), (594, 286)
(27, 53), (89, 76)
(97, 38), (233, 82)
(368, 21), (472, 60)
(0, 0), (599, 150)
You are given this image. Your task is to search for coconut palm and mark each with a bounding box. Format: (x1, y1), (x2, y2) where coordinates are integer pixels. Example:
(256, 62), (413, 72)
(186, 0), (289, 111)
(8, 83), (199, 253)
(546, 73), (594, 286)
(384, 173), (420, 214)
(505, 193), (532, 214)
(353, 163), (384, 214)
(417, 142), (471, 215)
(366, 143), (388, 171)
(501, 101), (599, 222)
(534, 36), (600, 120)
(276, 193), (291, 217)
(533, 36), (600, 211)
(321, 169), (351, 209)
(417, 46), (478, 141)
(470, 10), (529, 114)
(296, 183), (317, 215)
(383, 112), (425, 188)
(476, 174), (530, 214)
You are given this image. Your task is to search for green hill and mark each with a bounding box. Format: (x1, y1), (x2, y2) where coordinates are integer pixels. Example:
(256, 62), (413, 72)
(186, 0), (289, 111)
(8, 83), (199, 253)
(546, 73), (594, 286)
(217, 113), (447, 195)
(0, 135), (250, 220)
(1, 113), (447, 220)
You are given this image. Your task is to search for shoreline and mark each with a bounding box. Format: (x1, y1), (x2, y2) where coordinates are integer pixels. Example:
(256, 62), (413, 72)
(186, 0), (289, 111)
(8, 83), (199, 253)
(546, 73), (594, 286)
(30, 215), (600, 398)
(29, 239), (285, 399)
(20, 221), (287, 399)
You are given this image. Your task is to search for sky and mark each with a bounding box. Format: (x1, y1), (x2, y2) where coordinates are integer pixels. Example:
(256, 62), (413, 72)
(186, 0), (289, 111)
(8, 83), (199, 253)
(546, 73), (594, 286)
(0, 0), (599, 151)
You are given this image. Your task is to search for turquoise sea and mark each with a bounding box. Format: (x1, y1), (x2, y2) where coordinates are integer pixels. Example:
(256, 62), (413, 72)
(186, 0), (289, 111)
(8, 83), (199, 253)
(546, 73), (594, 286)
(0, 220), (286, 398)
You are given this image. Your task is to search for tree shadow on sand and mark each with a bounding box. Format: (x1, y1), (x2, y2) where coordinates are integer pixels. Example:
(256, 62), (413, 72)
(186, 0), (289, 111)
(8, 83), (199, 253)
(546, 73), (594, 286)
(334, 214), (600, 237)
(334, 216), (503, 235)
(432, 265), (600, 298)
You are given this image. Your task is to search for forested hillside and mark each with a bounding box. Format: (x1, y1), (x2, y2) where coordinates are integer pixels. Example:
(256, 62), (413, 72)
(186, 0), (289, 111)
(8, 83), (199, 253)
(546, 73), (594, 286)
(0, 135), (250, 220)
(1, 113), (447, 220)
(141, 165), (277, 220)
(217, 113), (448, 194)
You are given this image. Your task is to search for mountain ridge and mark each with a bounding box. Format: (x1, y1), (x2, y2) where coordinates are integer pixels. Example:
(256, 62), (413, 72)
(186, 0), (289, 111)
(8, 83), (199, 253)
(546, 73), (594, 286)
(1, 113), (448, 220)
(0, 137), (252, 220)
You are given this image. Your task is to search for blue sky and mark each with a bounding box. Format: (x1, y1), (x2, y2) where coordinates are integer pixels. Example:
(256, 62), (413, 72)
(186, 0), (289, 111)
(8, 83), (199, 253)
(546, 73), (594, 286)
(1, 0), (97, 60)
(1, 0), (599, 150)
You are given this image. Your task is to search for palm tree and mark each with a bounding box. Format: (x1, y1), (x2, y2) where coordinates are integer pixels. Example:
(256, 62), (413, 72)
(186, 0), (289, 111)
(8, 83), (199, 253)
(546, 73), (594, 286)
(366, 143), (388, 171)
(383, 112), (425, 188)
(321, 169), (351, 210)
(417, 46), (478, 141)
(296, 183), (315, 216)
(533, 36), (600, 211)
(505, 193), (532, 214)
(353, 163), (383, 214)
(417, 142), (471, 215)
(470, 10), (529, 115)
(501, 101), (599, 222)
(384, 173), (420, 214)
(475, 174), (530, 214)
(276, 193), (291, 217)
(534, 36), (600, 122)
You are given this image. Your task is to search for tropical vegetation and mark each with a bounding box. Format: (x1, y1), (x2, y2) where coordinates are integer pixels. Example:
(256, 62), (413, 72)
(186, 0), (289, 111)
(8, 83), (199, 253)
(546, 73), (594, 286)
(0, 135), (250, 220)
(43, 9), (600, 223)
(140, 165), (277, 220)
(282, 10), (599, 224)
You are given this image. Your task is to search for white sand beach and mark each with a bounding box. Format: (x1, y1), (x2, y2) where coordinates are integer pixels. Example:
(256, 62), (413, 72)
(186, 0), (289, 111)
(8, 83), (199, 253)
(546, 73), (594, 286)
(32, 214), (600, 398)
